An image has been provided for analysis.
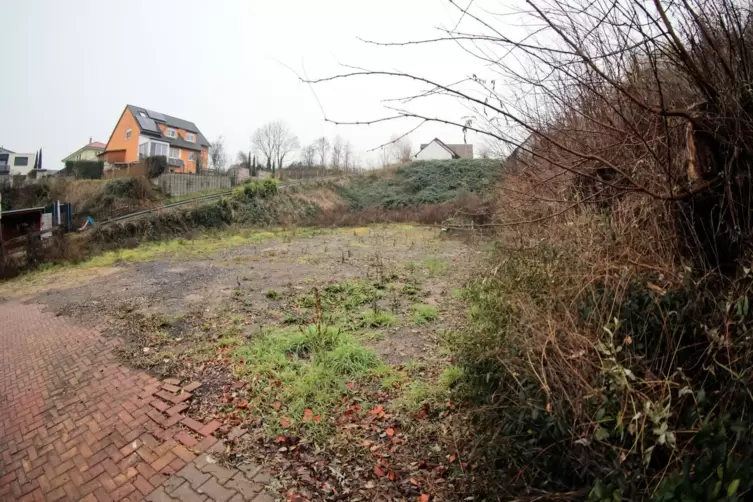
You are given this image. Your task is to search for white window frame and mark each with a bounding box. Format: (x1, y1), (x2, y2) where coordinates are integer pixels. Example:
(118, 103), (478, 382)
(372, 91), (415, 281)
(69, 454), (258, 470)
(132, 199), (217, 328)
(150, 141), (169, 157)
(166, 128), (177, 138)
(185, 133), (196, 143)
(188, 151), (197, 161)
(139, 111), (147, 117)
(169, 147), (180, 159)
(125, 128), (132, 140)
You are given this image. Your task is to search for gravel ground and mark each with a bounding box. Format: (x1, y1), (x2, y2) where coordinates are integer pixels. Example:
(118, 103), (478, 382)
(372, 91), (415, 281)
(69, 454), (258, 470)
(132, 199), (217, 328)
(21, 226), (478, 361)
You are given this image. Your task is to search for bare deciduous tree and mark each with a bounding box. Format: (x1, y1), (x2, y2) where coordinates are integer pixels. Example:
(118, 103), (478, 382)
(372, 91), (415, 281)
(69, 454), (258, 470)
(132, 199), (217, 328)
(313, 137), (330, 167)
(379, 147), (391, 169)
(252, 121), (298, 177)
(209, 136), (228, 172)
(343, 141), (353, 170)
(331, 135), (344, 168)
(389, 134), (412, 163)
(301, 144), (317, 168)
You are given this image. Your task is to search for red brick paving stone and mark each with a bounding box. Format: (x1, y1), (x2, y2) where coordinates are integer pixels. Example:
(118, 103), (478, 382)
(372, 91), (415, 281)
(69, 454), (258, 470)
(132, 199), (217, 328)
(165, 403), (188, 416)
(182, 417), (205, 434)
(0, 301), (174, 502)
(175, 431), (199, 447)
(199, 420), (222, 437)
(193, 435), (219, 453)
(155, 390), (192, 404)
(134, 475), (154, 496)
(163, 378), (181, 386)
(110, 481), (136, 500)
(161, 383), (182, 393)
(172, 444), (197, 463)
(151, 452), (177, 473)
(182, 382), (202, 393)
(162, 413), (185, 428)
(150, 400), (170, 413)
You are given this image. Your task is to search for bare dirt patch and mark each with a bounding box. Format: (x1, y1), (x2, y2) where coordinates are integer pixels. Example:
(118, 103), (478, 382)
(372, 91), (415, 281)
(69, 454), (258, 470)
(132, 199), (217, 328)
(6, 225), (480, 500)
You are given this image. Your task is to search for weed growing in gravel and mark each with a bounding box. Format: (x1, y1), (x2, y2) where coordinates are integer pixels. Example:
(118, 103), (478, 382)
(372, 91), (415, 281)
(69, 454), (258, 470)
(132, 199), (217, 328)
(359, 310), (397, 328)
(412, 304), (438, 324)
(423, 257), (448, 276)
(265, 290), (281, 300)
(232, 322), (388, 439)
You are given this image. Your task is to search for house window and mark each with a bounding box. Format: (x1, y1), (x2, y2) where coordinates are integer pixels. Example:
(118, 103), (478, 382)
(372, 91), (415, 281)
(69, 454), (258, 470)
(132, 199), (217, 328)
(166, 129), (177, 138)
(125, 128), (132, 140)
(188, 152), (197, 161)
(185, 133), (196, 143)
(169, 148), (180, 159)
(139, 143), (149, 159)
(150, 143), (168, 157)
(13, 156), (29, 166)
(139, 111), (147, 117)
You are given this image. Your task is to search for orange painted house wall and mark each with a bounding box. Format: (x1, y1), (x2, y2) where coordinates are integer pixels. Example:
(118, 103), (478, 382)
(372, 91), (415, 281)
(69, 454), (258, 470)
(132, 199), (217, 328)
(103, 108), (140, 163)
(158, 124), (208, 174)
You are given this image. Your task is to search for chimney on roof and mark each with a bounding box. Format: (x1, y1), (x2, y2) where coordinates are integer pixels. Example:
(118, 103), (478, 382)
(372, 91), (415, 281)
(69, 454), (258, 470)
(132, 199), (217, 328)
(89, 136), (92, 144)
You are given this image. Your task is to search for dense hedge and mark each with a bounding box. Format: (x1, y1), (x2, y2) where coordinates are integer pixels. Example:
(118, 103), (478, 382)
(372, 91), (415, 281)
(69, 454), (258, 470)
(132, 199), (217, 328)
(336, 159), (502, 210)
(63, 160), (104, 179)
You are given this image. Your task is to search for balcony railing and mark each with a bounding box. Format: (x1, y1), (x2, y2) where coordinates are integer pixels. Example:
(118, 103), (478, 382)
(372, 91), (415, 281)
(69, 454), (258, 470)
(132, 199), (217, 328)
(0, 163), (10, 174)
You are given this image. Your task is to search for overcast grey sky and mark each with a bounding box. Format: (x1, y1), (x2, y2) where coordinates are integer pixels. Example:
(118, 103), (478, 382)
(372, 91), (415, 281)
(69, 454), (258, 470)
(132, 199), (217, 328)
(0, 0), (494, 170)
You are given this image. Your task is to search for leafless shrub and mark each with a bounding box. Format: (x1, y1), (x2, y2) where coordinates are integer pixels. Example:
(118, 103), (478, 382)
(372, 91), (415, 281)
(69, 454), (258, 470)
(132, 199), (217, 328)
(303, 0), (753, 497)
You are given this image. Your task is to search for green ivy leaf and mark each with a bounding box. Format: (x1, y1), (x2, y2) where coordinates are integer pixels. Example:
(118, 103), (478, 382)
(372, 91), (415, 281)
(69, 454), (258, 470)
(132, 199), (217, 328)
(728, 479), (740, 497)
(594, 427), (610, 441)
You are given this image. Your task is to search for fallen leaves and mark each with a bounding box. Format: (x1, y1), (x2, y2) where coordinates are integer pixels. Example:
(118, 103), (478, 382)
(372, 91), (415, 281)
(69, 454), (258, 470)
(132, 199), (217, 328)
(280, 416), (292, 428)
(386, 427), (395, 437)
(419, 494), (430, 502)
(369, 404), (385, 417)
(374, 465), (386, 477)
(302, 408), (321, 423)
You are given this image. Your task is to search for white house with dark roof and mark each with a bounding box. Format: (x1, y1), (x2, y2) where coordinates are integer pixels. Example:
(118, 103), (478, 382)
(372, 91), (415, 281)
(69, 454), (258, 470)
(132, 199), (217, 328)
(415, 138), (474, 160)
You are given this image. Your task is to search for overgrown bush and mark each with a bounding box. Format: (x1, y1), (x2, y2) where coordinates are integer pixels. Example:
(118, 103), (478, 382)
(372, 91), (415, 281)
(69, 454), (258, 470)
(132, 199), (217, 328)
(63, 160), (103, 179)
(231, 178), (279, 202)
(146, 156), (167, 178)
(337, 159), (501, 210)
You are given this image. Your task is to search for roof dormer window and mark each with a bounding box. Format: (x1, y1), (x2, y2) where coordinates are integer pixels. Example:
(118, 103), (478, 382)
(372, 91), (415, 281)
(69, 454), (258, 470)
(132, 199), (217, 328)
(166, 129), (177, 138)
(185, 133), (196, 143)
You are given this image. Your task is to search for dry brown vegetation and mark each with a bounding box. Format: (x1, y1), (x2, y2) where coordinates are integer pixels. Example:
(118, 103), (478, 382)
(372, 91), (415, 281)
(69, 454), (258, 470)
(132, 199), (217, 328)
(303, 0), (753, 499)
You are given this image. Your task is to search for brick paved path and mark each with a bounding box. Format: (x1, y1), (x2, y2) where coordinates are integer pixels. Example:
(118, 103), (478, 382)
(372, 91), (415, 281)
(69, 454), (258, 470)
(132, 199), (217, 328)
(0, 301), (272, 501)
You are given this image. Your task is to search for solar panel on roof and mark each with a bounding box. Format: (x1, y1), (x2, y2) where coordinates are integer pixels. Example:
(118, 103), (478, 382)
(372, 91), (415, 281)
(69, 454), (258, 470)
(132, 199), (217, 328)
(136, 116), (160, 133)
(147, 110), (166, 122)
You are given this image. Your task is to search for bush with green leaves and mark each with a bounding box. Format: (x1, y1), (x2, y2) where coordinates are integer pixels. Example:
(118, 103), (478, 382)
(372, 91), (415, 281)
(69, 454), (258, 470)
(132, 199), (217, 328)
(336, 159), (501, 210)
(63, 160), (104, 179)
(232, 178), (279, 202)
(146, 156), (167, 178)
(448, 237), (753, 500)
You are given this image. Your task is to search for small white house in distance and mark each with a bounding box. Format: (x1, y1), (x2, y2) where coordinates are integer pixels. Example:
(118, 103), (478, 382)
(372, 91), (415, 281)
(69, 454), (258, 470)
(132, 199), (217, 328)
(9, 152), (36, 176)
(415, 138), (474, 160)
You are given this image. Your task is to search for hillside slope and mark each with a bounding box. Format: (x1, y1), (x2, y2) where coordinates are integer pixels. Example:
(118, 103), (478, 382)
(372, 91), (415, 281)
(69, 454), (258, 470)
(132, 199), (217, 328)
(336, 159), (502, 209)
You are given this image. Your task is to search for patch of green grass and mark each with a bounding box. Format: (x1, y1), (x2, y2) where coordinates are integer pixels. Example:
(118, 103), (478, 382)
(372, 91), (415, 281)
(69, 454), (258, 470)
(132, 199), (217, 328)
(297, 281), (384, 311)
(438, 365), (464, 389)
(232, 324), (387, 439)
(424, 257), (448, 276)
(412, 304), (438, 324)
(265, 290), (281, 300)
(359, 310), (398, 328)
(85, 229), (282, 267)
